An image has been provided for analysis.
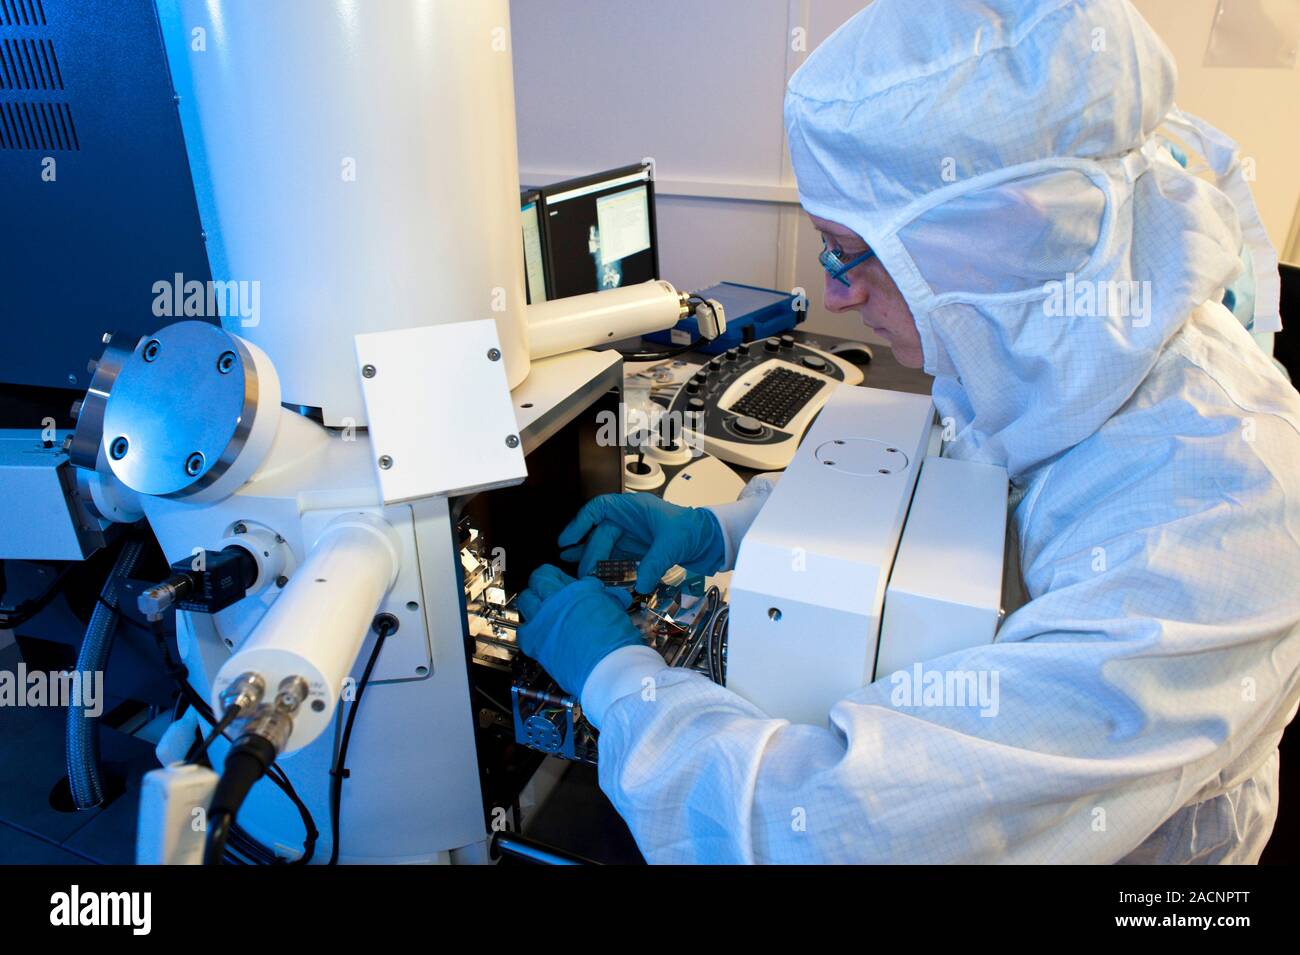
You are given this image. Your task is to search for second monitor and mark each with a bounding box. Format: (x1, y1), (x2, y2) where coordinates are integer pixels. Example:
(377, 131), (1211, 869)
(540, 162), (660, 300)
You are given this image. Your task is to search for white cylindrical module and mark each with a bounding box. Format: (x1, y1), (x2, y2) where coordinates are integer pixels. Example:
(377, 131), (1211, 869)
(157, 0), (531, 424)
(211, 513), (400, 753)
(527, 281), (687, 359)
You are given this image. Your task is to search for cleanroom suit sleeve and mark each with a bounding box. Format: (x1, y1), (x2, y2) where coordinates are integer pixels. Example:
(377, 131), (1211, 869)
(704, 473), (780, 571)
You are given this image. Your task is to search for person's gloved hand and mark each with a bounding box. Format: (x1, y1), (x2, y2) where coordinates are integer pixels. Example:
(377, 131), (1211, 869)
(558, 493), (726, 594)
(516, 564), (644, 696)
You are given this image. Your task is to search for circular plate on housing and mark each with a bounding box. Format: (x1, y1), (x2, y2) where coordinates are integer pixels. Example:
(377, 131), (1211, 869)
(101, 321), (265, 498)
(68, 332), (137, 471)
(814, 438), (909, 477)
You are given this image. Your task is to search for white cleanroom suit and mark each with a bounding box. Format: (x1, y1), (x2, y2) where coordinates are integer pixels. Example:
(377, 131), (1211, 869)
(580, 0), (1300, 863)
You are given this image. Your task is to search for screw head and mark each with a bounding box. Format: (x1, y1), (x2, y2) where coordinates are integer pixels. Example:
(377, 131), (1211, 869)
(109, 436), (129, 460)
(233, 522), (247, 535)
(143, 339), (161, 362)
(185, 451), (205, 476)
(101, 332), (113, 344)
(275, 575), (288, 588)
(487, 348), (501, 362)
(378, 455), (393, 469)
(505, 434), (519, 449)
(362, 364), (377, 379)
(217, 350), (236, 374)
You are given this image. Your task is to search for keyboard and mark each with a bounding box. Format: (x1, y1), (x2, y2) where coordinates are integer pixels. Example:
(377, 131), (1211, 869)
(662, 337), (864, 470)
(729, 366), (826, 429)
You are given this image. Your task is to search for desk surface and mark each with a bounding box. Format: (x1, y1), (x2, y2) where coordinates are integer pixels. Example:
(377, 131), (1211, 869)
(788, 329), (934, 396)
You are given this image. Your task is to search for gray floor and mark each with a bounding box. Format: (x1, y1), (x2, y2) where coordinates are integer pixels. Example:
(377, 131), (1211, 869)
(0, 644), (154, 865)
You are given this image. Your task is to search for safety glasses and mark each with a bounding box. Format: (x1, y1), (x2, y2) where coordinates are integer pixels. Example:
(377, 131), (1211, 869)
(819, 237), (876, 286)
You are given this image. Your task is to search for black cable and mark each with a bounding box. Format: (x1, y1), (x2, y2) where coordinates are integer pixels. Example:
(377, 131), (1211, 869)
(616, 338), (704, 362)
(708, 606), (729, 685)
(203, 734), (277, 866)
(191, 707), (239, 764)
(96, 595), (153, 634)
(181, 726), (272, 866)
(205, 812), (235, 866)
(327, 619), (393, 865)
(147, 619), (317, 865)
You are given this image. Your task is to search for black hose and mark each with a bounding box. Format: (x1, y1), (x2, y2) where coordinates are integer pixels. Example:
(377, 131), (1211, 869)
(65, 539), (144, 809)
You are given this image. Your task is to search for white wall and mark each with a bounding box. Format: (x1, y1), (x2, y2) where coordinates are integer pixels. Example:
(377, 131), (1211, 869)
(1131, 0), (1300, 259)
(510, 0), (1300, 345)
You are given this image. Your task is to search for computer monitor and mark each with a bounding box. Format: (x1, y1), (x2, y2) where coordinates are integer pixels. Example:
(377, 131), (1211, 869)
(539, 162), (659, 300)
(520, 189), (550, 304)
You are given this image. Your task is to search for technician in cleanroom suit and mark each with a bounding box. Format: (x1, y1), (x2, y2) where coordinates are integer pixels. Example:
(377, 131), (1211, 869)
(518, 0), (1300, 863)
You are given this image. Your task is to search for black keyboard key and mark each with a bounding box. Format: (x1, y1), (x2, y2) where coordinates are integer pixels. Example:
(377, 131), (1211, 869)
(729, 367), (825, 428)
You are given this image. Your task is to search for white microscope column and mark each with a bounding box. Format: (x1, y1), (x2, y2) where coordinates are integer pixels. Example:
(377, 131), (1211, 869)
(158, 0), (532, 422)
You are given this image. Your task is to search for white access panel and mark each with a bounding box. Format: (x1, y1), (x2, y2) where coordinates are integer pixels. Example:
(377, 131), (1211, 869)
(874, 455), (1008, 679)
(726, 385), (936, 725)
(355, 320), (528, 503)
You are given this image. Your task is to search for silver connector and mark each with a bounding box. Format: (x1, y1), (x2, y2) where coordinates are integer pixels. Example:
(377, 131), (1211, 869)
(676, 291), (693, 319)
(274, 675), (309, 714)
(234, 675), (312, 756)
(137, 574), (194, 622)
(218, 671), (266, 718)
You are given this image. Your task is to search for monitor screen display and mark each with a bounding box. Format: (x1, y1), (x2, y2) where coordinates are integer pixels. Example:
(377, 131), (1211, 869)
(541, 165), (658, 299)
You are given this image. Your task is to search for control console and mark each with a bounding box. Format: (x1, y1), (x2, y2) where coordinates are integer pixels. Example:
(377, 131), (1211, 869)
(666, 336), (864, 469)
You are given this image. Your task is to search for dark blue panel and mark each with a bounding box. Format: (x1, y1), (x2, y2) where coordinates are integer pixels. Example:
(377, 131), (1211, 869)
(0, 0), (211, 391)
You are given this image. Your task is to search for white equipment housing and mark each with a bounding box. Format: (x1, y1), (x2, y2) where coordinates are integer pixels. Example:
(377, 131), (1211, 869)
(158, 0), (533, 424)
(726, 386), (1010, 726)
(527, 280), (694, 360)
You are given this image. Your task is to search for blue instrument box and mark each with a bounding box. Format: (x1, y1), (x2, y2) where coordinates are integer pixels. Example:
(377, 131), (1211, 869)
(644, 282), (804, 355)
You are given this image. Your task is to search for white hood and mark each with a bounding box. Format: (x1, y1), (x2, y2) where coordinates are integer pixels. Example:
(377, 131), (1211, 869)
(785, 0), (1281, 479)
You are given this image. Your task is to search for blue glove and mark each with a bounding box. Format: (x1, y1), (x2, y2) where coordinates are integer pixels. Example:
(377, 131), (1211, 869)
(558, 493), (726, 594)
(516, 564), (644, 696)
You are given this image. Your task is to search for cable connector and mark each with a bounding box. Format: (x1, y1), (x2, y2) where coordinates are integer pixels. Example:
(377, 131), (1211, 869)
(137, 545), (259, 621)
(218, 671), (266, 719)
(203, 675), (311, 865)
